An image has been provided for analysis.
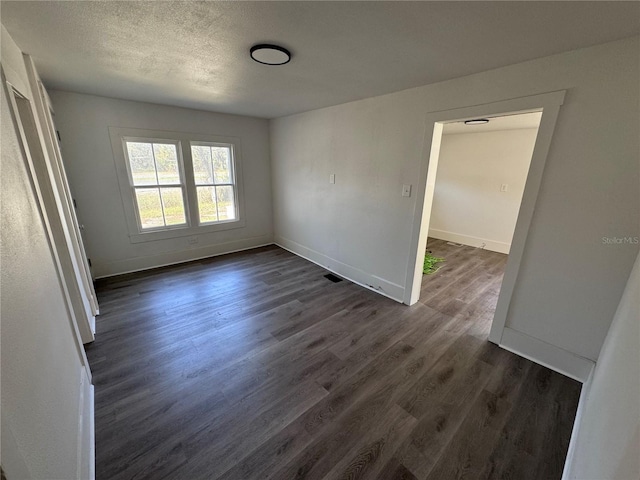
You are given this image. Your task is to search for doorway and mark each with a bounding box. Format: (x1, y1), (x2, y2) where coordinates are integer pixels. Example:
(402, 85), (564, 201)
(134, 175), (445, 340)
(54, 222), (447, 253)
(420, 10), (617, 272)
(403, 92), (565, 346)
(419, 111), (541, 331)
(5, 78), (96, 344)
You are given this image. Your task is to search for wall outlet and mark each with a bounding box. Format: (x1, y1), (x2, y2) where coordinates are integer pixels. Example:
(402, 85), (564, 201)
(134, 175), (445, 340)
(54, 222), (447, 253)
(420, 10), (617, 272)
(329, 173), (336, 184)
(402, 184), (412, 197)
(188, 236), (198, 245)
(500, 183), (509, 192)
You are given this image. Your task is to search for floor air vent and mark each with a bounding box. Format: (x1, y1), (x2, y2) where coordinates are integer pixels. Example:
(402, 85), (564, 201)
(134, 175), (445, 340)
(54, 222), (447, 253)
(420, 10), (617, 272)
(324, 273), (343, 283)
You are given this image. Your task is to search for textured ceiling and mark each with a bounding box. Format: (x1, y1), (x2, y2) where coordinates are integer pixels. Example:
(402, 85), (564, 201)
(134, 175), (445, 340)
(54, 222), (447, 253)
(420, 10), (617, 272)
(2, 1), (639, 119)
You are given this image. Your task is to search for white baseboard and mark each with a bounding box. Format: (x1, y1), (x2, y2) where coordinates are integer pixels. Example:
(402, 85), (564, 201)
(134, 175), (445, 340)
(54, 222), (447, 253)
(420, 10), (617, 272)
(77, 368), (95, 480)
(499, 327), (594, 382)
(561, 367), (594, 480)
(95, 234), (273, 279)
(88, 384), (95, 480)
(274, 236), (405, 303)
(429, 229), (511, 254)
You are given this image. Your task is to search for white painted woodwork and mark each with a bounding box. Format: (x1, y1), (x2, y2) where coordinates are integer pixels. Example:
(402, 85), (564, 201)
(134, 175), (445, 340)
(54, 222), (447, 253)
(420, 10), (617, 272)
(48, 91), (273, 278)
(563, 252), (640, 479)
(271, 37), (639, 367)
(1, 25), (94, 479)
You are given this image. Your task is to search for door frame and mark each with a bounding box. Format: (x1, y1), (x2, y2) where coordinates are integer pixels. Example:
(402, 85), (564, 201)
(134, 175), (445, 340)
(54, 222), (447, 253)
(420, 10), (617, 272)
(26, 56), (99, 318)
(404, 91), (565, 345)
(3, 71), (92, 375)
(5, 58), (96, 344)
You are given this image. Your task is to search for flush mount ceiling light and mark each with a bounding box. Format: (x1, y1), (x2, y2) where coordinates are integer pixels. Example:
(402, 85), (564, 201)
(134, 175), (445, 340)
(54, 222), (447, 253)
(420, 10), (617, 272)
(250, 44), (291, 65)
(464, 118), (490, 125)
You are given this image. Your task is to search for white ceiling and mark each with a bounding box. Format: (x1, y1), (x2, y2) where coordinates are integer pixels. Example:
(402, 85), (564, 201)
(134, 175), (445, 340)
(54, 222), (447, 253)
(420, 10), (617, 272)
(443, 112), (542, 135)
(2, 1), (639, 119)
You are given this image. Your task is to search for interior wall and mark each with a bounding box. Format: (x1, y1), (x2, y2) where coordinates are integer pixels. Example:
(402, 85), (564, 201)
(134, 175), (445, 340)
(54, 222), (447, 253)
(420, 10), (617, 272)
(563, 252), (639, 480)
(48, 91), (273, 278)
(429, 128), (538, 254)
(1, 25), (90, 479)
(270, 36), (639, 362)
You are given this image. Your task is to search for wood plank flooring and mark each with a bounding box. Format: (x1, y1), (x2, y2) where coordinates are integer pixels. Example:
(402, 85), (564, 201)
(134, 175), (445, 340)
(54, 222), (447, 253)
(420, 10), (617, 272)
(86, 242), (581, 480)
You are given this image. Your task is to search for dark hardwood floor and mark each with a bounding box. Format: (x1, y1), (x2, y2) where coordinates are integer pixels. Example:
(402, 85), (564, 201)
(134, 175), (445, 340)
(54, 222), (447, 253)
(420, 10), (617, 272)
(86, 242), (581, 480)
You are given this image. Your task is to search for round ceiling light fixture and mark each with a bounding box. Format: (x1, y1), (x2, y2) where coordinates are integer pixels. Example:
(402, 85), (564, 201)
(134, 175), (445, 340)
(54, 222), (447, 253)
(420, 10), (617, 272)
(250, 44), (291, 66)
(464, 118), (490, 125)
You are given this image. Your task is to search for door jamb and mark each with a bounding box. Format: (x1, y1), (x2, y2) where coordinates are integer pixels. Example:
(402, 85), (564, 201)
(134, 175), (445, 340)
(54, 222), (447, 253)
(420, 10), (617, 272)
(403, 91), (565, 345)
(3, 72), (92, 379)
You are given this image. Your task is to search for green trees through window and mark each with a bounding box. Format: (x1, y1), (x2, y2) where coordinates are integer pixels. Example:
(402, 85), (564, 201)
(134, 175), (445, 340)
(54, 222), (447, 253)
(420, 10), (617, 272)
(126, 141), (186, 229)
(123, 139), (237, 232)
(191, 144), (236, 224)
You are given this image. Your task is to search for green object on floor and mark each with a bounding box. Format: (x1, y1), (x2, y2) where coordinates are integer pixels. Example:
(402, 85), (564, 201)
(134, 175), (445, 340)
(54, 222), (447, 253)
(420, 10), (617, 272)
(423, 251), (445, 275)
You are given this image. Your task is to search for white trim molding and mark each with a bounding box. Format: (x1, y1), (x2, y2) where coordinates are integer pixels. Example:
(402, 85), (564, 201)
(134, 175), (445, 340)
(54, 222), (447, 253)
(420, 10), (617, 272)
(275, 235), (405, 303)
(561, 367), (595, 480)
(500, 327), (594, 382)
(95, 234), (273, 279)
(428, 229), (511, 254)
(406, 91), (565, 307)
(108, 127), (247, 243)
(402, 91), (567, 371)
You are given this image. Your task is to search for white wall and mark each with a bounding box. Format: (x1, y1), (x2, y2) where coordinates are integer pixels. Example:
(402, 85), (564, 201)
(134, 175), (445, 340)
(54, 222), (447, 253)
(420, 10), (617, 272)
(563, 252), (640, 480)
(270, 36), (639, 363)
(1, 25), (92, 479)
(48, 91), (273, 278)
(430, 128), (539, 253)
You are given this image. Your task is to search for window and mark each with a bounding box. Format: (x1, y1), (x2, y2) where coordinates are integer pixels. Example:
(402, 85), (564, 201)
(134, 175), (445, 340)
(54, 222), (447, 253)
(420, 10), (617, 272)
(191, 143), (237, 224)
(110, 128), (244, 243)
(124, 140), (187, 230)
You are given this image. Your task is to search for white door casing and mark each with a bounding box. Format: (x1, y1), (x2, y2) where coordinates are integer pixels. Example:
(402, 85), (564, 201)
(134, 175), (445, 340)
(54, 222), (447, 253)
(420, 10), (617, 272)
(405, 91), (565, 351)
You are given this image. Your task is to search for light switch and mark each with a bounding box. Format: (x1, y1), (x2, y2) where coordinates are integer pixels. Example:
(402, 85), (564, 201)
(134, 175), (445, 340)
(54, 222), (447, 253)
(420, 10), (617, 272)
(330, 174), (336, 184)
(500, 184), (508, 192)
(402, 184), (412, 197)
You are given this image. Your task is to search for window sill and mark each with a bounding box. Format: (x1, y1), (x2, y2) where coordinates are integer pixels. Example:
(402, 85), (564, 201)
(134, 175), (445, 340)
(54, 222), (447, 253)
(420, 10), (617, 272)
(128, 217), (246, 243)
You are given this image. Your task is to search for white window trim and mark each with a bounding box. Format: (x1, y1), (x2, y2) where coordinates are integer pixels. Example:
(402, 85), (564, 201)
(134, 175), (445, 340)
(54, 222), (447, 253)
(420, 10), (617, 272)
(122, 136), (190, 232)
(109, 127), (246, 243)
(190, 140), (239, 226)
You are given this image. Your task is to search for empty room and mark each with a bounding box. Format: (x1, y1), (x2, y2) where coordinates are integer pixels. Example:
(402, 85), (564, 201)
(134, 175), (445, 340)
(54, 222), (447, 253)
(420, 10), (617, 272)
(418, 112), (541, 337)
(1, 2), (638, 480)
